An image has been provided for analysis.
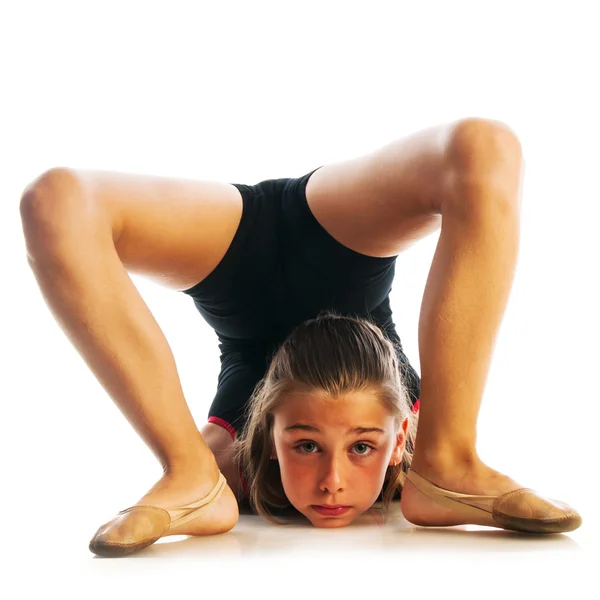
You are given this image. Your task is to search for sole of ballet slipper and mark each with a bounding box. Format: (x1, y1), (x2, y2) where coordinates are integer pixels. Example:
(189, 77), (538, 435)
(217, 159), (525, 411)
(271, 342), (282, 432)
(89, 532), (165, 557)
(492, 504), (583, 534)
(405, 469), (582, 534)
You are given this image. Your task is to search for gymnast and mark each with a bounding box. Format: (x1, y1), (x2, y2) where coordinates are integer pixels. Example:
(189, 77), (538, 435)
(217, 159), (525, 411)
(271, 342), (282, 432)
(19, 117), (582, 557)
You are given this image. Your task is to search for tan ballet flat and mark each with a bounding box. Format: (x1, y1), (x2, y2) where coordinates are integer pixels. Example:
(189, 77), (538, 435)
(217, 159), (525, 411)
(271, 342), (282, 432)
(89, 471), (227, 557)
(404, 469), (582, 534)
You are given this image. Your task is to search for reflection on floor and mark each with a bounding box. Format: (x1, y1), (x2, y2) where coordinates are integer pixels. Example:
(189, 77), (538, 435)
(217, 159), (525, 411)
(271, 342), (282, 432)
(140, 499), (586, 559)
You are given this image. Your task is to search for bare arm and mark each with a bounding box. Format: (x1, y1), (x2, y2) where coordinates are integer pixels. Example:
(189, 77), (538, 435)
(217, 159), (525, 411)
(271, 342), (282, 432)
(200, 423), (247, 502)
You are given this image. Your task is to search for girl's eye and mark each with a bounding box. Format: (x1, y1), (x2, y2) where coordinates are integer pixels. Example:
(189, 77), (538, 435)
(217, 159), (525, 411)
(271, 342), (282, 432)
(296, 442), (318, 454)
(353, 443), (372, 455)
(294, 442), (375, 455)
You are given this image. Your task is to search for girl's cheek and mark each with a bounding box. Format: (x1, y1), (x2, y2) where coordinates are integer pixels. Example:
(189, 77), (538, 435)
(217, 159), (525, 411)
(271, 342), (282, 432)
(281, 457), (314, 484)
(282, 456), (310, 476)
(283, 450), (310, 467)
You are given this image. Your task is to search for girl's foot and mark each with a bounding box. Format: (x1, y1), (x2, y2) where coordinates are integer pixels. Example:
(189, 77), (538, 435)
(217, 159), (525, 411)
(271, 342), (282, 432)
(133, 460), (239, 536)
(399, 458), (524, 527)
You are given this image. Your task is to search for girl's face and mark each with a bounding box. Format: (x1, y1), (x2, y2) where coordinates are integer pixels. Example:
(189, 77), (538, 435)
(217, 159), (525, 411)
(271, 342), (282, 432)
(271, 389), (408, 528)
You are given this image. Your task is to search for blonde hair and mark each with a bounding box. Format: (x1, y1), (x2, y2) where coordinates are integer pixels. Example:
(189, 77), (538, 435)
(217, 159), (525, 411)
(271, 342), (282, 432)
(231, 310), (419, 525)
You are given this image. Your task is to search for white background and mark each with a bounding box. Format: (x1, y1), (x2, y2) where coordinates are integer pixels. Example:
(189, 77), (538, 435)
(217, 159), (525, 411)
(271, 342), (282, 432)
(2, 0), (598, 597)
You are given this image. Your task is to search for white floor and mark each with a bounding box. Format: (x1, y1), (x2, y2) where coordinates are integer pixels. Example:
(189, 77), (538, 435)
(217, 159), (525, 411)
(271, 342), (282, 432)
(8, 488), (598, 600)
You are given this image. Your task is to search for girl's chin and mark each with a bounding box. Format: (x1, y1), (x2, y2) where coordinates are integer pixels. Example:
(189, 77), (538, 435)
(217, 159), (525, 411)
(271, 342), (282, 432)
(310, 517), (352, 528)
(303, 507), (358, 527)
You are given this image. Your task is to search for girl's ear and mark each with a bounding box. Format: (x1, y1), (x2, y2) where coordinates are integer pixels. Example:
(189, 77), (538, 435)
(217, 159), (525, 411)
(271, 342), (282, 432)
(389, 418), (409, 466)
(389, 444), (403, 467)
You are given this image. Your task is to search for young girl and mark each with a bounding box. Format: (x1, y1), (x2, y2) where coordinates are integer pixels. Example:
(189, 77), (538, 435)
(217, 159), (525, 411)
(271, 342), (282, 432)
(20, 117), (582, 558)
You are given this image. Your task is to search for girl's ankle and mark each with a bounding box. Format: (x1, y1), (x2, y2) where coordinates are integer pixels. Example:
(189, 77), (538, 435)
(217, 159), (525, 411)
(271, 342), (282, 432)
(163, 451), (220, 482)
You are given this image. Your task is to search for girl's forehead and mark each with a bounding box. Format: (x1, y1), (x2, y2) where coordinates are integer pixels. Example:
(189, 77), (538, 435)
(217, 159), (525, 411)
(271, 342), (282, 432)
(274, 390), (391, 424)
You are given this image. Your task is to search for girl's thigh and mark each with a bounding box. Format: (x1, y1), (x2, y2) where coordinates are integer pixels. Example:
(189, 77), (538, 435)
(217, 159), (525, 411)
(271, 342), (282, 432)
(26, 167), (245, 292)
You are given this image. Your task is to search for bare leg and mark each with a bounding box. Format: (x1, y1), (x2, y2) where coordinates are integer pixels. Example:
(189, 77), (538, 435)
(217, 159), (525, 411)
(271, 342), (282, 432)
(20, 178), (238, 535)
(400, 162), (526, 526)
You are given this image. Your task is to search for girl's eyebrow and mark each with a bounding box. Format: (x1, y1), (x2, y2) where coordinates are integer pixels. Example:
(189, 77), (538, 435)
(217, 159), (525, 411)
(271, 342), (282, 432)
(284, 423), (385, 435)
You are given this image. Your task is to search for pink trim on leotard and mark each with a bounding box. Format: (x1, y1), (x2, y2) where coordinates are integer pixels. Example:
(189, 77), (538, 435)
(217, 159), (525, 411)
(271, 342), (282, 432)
(207, 416), (250, 495)
(412, 398), (420, 413)
(208, 416), (237, 440)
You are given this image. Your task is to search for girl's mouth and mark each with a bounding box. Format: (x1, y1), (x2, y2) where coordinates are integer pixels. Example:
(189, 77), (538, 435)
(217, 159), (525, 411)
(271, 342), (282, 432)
(312, 505), (352, 516)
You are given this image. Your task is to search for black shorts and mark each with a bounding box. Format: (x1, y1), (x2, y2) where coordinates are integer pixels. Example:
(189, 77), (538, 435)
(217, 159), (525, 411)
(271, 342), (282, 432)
(181, 166), (421, 440)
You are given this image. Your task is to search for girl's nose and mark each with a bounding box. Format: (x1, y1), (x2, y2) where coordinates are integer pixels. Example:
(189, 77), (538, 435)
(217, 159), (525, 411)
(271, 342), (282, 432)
(319, 455), (346, 493)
